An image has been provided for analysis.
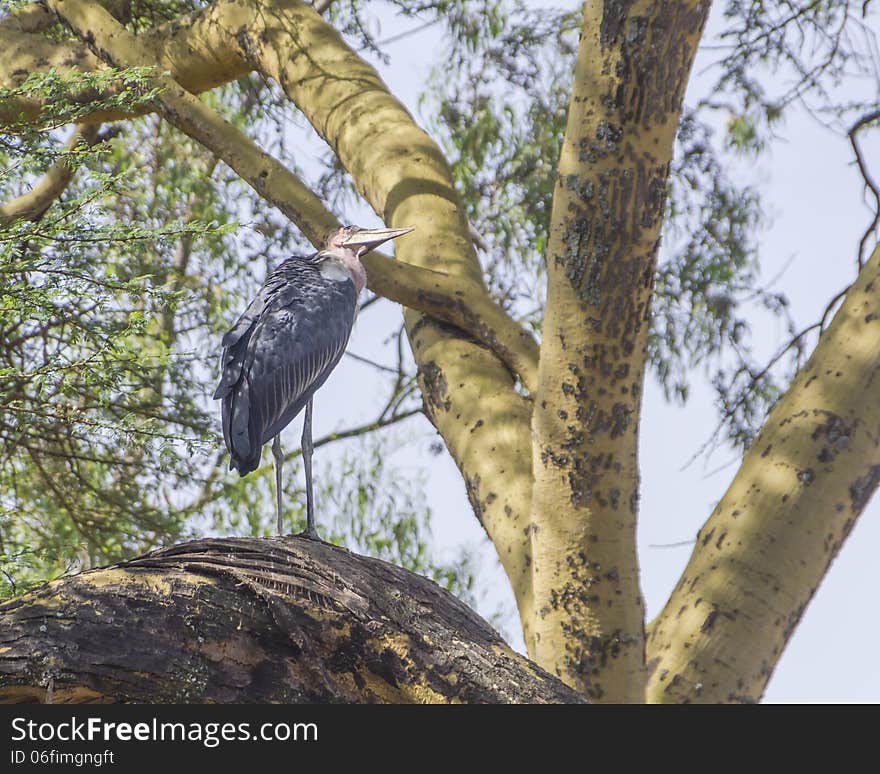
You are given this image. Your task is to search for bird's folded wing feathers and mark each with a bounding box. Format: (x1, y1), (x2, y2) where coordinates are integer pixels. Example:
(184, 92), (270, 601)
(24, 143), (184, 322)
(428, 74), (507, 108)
(220, 292), (270, 348)
(213, 338), (249, 400)
(245, 308), (351, 444)
(212, 273), (301, 400)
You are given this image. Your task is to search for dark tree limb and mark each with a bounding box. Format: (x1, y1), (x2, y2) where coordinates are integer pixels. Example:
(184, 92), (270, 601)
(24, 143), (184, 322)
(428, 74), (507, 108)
(0, 537), (585, 704)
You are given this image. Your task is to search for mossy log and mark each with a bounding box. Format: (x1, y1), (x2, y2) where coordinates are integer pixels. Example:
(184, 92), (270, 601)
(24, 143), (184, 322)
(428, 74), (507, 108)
(0, 536), (585, 704)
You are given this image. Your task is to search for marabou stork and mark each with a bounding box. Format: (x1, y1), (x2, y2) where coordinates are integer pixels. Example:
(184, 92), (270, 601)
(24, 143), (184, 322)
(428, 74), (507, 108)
(213, 225), (414, 538)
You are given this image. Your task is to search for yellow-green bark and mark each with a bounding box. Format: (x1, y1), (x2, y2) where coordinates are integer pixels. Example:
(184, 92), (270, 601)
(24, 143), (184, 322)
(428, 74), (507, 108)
(409, 314), (536, 639)
(646, 243), (880, 703)
(530, 0), (709, 701)
(0, 2), (251, 123)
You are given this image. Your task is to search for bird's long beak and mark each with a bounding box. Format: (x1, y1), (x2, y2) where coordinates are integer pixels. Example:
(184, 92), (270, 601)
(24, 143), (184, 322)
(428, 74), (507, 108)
(341, 226), (415, 254)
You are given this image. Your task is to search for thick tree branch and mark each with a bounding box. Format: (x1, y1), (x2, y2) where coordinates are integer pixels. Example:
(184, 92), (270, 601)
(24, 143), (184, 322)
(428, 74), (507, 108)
(0, 2), (55, 33)
(0, 537), (586, 704)
(529, 0), (710, 701)
(0, 123), (100, 225)
(0, 0), (130, 32)
(0, 2), (250, 124)
(646, 242), (880, 703)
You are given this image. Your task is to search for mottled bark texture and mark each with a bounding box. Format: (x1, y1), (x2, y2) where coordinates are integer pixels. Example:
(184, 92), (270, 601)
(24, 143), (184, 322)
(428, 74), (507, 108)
(530, 0), (710, 701)
(645, 242), (880, 703)
(0, 537), (585, 704)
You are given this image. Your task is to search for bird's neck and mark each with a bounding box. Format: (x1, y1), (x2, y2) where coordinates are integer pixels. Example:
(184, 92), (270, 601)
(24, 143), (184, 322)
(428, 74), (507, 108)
(338, 251), (367, 294)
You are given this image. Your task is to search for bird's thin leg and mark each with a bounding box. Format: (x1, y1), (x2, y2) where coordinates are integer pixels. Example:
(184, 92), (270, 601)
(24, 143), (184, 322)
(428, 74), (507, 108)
(301, 397), (318, 539)
(272, 434), (284, 536)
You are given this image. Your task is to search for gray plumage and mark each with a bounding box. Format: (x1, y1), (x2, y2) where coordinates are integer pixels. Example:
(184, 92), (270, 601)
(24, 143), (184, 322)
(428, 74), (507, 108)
(213, 224), (414, 538)
(213, 253), (357, 476)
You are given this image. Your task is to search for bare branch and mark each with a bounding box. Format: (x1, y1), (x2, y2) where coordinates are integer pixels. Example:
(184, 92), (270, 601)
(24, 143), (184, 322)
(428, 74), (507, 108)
(344, 349), (403, 375)
(848, 108), (880, 267)
(680, 320), (821, 470)
(287, 407), (422, 462)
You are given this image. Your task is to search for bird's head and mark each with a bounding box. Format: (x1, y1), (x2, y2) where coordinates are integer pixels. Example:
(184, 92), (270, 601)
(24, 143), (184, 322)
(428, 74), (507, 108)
(326, 224), (415, 256)
(321, 224), (414, 293)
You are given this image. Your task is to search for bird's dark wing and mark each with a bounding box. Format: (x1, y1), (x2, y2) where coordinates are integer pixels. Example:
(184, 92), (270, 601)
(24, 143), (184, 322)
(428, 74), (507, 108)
(212, 265), (311, 401)
(214, 259), (357, 476)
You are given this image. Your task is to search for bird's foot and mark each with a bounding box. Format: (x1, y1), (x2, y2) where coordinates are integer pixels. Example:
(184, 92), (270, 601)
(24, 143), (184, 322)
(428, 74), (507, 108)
(297, 526), (323, 541)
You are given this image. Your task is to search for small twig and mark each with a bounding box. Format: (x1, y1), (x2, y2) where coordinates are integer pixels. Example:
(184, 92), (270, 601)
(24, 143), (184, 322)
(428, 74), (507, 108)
(344, 350), (399, 375)
(376, 18), (442, 47)
(378, 325), (412, 420)
(647, 539), (696, 549)
(357, 294), (383, 313)
(287, 407), (423, 462)
(848, 109), (880, 267)
(819, 282), (852, 331)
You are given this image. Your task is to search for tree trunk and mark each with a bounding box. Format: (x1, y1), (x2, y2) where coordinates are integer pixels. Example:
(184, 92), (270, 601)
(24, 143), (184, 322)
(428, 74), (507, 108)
(529, 0), (709, 701)
(0, 536), (585, 704)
